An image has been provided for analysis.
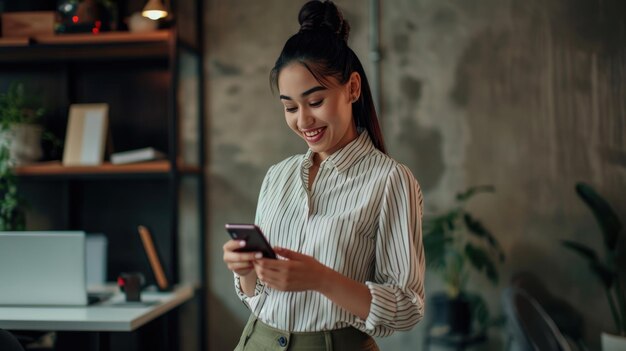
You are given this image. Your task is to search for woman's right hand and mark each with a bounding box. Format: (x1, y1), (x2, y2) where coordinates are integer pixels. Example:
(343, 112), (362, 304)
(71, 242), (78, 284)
(223, 240), (262, 277)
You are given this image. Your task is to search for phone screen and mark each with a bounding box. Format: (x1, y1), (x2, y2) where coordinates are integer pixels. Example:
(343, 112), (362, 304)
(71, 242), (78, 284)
(225, 223), (277, 259)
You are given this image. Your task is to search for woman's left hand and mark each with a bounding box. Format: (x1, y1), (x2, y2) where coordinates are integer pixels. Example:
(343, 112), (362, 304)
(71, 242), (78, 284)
(254, 247), (331, 292)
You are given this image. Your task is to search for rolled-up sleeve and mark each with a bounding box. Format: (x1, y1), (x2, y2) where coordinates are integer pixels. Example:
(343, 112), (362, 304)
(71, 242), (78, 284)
(362, 164), (425, 334)
(234, 274), (266, 312)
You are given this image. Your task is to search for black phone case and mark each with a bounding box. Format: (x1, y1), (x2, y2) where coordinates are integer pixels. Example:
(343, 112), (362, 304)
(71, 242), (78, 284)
(225, 224), (277, 259)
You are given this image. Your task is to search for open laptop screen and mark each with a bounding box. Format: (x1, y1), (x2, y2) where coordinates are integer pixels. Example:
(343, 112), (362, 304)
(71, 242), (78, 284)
(0, 231), (88, 306)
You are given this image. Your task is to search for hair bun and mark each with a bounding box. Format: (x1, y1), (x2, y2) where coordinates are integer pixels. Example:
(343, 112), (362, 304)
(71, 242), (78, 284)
(298, 0), (350, 42)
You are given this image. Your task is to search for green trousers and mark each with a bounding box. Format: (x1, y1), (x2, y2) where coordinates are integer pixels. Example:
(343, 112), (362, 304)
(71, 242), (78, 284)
(235, 315), (379, 351)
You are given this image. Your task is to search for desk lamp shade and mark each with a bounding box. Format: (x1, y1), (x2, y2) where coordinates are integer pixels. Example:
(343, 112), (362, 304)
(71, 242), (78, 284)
(142, 0), (168, 20)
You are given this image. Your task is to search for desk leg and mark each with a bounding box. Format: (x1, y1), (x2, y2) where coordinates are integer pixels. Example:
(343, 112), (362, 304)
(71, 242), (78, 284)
(97, 332), (110, 351)
(137, 314), (174, 351)
(56, 331), (104, 351)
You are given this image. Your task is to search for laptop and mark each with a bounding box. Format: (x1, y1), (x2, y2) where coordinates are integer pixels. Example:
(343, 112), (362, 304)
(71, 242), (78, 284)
(0, 231), (103, 306)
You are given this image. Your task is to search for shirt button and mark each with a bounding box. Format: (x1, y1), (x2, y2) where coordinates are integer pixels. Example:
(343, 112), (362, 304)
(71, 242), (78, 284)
(277, 336), (287, 347)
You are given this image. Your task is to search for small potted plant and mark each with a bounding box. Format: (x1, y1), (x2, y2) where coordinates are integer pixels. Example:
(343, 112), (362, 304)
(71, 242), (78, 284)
(0, 82), (45, 230)
(0, 82), (45, 165)
(423, 185), (506, 338)
(562, 182), (624, 351)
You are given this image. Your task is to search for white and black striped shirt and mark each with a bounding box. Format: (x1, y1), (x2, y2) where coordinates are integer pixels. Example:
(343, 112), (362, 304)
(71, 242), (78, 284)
(235, 131), (425, 337)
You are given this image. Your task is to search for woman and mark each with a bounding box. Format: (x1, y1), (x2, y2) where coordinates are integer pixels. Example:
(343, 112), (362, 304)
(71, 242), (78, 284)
(223, 1), (425, 350)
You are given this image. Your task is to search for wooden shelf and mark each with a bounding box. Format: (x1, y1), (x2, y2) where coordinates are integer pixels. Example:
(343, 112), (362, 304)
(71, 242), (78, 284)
(0, 37), (30, 47)
(34, 30), (171, 45)
(15, 160), (169, 175)
(15, 160), (201, 177)
(0, 30), (172, 63)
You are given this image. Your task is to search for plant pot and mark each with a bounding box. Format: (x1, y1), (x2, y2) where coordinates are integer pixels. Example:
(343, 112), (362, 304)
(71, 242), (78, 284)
(602, 332), (626, 351)
(0, 123), (43, 165)
(430, 292), (472, 335)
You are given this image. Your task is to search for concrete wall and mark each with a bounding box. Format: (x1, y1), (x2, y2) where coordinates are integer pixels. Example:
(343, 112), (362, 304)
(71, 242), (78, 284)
(204, 0), (626, 350)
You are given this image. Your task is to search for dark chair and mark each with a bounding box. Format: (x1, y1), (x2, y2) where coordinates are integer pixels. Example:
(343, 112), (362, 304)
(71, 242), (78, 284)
(501, 287), (571, 351)
(511, 271), (589, 351)
(0, 329), (25, 351)
(510, 272), (586, 348)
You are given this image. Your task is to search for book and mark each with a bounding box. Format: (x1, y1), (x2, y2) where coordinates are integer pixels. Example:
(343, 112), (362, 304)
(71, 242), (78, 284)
(110, 147), (165, 165)
(137, 225), (170, 291)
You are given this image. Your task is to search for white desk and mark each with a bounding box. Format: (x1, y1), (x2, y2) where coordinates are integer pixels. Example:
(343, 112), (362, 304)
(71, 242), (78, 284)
(0, 284), (193, 332)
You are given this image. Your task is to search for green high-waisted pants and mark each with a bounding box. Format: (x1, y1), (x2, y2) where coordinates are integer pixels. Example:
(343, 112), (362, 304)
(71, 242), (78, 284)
(234, 315), (379, 351)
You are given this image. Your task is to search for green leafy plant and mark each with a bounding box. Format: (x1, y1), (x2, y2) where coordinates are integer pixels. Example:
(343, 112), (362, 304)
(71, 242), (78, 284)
(0, 152), (25, 231)
(0, 82), (45, 230)
(423, 185), (506, 331)
(562, 182), (625, 336)
(0, 83), (44, 129)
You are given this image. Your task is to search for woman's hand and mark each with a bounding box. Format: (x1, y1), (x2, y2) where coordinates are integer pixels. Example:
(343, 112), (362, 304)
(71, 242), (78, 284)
(257, 247), (373, 319)
(223, 239), (262, 277)
(254, 247), (331, 292)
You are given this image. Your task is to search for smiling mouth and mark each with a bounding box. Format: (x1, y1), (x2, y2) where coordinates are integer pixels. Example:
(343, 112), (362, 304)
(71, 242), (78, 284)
(303, 128), (324, 137)
(302, 127), (326, 142)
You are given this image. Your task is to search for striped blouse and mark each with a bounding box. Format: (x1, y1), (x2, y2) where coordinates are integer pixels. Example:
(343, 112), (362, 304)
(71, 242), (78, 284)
(234, 131), (425, 337)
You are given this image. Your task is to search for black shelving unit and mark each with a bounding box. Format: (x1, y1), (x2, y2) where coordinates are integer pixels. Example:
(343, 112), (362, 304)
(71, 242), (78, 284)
(0, 1), (206, 350)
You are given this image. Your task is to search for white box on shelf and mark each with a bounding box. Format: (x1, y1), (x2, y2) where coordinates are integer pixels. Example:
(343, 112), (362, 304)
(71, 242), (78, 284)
(110, 147), (166, 165)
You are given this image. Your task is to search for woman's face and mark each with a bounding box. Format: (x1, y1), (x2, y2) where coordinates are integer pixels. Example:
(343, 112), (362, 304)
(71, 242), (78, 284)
(278, 63), (360, 161)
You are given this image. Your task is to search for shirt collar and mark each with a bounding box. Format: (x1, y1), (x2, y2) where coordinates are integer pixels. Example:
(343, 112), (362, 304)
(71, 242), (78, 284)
(302, 131), (376, 173)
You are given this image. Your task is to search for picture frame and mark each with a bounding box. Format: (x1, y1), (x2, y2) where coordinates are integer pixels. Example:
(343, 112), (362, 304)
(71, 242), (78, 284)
(62, 103), (109, 166)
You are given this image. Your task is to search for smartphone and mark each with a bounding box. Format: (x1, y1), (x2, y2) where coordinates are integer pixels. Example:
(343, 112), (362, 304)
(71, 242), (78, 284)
(225, 223), (277, 259)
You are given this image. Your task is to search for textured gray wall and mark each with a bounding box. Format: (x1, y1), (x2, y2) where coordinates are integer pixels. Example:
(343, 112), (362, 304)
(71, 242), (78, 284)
(204, 0), (626, 350)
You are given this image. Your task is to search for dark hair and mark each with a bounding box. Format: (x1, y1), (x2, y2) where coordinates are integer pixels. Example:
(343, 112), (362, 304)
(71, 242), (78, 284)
(270, 0), (386, 154)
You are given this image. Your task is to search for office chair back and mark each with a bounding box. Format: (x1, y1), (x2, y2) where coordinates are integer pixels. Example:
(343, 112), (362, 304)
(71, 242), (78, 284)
(0, 329), (25, 351)
(502, 287), (571, 351)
